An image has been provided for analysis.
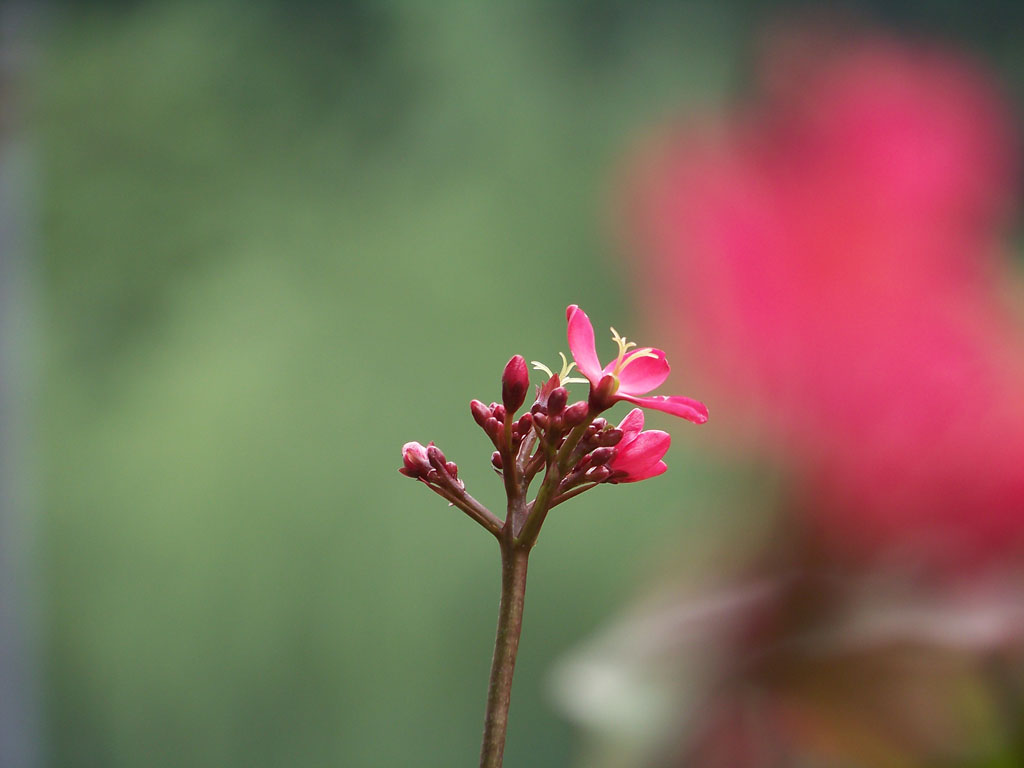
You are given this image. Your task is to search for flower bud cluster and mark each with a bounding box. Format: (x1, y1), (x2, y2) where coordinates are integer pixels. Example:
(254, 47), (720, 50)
(400, 440), (464, 491)
(526, 376), (586, 434)
(467, 366), (632, 501)
(554, 416), (625, 488)
(400, 302), (705, 544)
(469, 398), (536, 459)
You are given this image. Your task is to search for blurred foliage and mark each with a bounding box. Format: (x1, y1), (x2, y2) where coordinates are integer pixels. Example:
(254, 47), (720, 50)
(32, 2), (737, 766)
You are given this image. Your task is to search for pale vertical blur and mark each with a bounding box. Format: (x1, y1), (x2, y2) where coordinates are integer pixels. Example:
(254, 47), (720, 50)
(0, 3), (38, 768)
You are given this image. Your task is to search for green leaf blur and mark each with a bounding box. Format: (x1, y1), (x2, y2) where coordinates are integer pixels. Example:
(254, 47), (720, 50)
(33, 3), (736, 766)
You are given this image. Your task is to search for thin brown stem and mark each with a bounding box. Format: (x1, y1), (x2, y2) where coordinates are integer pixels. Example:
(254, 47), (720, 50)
(549, 481), (600, 508)
(478, 544), (530, 768)
(422, 482), (503, 536)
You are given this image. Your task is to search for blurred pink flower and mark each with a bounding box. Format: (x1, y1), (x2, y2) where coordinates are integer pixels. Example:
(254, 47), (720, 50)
(608, 408), (671, 482)
(566, 304), (708, 423)
(628, 33), (1024, 568)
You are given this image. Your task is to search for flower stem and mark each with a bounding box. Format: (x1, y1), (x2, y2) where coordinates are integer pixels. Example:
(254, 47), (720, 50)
(479, 543), (530, 768)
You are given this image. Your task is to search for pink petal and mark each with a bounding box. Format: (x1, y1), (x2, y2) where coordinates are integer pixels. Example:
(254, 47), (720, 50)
(612, 430), (671, 476)
(617, 460), (668, 483)
(566, 305), (603, 383)
(620, 394), (709, 423)
(606, 348), (670, 395)
(616, 408), (646, 442)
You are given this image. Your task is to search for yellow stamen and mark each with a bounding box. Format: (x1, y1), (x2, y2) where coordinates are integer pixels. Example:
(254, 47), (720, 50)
(608, 328), (658, 377)
(532, 354), (587, 385)
(531, 360), (555, 379)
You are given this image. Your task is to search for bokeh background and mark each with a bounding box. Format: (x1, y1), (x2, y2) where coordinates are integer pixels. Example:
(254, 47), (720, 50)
(4, 1), (1024, 766)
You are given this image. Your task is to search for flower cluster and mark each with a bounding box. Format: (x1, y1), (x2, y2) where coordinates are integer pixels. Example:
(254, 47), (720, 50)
(400, 305), (706, 544)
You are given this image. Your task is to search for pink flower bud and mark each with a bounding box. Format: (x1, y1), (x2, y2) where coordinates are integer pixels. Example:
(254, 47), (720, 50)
(590, 374), (619, 410)
(445, 461), (459, 479)
(400, 441), (432, 478)
(585, 465), (612, 483)
(502, 355), (530, 415)
(492, 404), (507, 422)
(484, 417), (503, 442)
(597, 428), (624, 447)
(491, 451), (503, 470)
(470, 399), (492, 428)
(426, 444), (447, 472)
(533, 412), (550, 430)
(562, 401), (590, 427)
(516, 413), (533, 434)
(588, 447), (616, 466)
(547, 387), (568, 416)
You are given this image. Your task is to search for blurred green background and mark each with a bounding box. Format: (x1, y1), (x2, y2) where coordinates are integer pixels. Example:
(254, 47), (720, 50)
(22, 1), (1024, 766)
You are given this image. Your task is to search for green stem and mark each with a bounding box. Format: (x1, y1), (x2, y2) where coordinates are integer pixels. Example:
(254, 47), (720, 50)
(478, 543), (530, 768)
(515, 420), (591, 547)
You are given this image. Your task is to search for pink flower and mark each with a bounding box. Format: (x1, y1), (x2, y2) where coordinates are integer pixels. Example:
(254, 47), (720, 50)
(608, 408), (670, 483)
(566, 304), (708, 423)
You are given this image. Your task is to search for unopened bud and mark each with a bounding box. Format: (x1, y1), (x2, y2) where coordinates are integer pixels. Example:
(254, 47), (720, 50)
(590, 374), (618, 409)
(589, 447), (616, 466)
(491, 451), (503, 470)
(400, 441), (432, 478)
(426, 444), (447, 471)
(516, 413), (533, 434)
(502, 355), (530, 415)
(547, 387), (568, 416)
(590, 418), (607, 432)
(492, 404), (507, 422)
(533, 412), (550, 430)
(537, 373), (559, 400)
(585, 465), (612, 483)
(484, 417), (503, 442)
(562, 401), (589, 427)
(470, 399), (492, 428)
(445, 461), (459, 479)
(597, 428), (623, 447)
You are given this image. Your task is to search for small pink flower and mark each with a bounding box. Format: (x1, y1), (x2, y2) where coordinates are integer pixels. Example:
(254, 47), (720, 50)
(566, 304), (708, 423)
(608, 408), (671, 483)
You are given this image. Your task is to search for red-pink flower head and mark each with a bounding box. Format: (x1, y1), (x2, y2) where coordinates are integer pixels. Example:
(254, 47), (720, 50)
(566, 304), (708, 423)
(607, 408), (671, 483)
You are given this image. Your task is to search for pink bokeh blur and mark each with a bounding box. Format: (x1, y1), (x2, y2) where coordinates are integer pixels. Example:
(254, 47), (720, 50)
(629, 29), (1024, 571)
